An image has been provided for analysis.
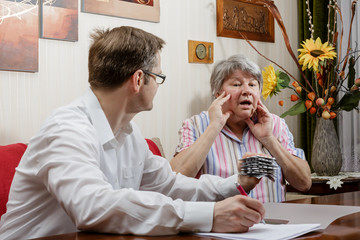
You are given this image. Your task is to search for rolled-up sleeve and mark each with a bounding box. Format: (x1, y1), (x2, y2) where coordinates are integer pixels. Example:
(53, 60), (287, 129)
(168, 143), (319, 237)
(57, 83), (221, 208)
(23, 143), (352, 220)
(277, 117), (306, 160)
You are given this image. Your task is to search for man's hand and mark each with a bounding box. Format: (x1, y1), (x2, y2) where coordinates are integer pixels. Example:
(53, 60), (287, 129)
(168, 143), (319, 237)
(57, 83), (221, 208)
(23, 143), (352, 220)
(212, 195), (265, 233)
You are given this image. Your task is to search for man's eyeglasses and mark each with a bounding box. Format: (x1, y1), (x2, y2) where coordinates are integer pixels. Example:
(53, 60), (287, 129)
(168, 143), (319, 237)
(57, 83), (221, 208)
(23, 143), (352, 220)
(142, 70), (166, 84)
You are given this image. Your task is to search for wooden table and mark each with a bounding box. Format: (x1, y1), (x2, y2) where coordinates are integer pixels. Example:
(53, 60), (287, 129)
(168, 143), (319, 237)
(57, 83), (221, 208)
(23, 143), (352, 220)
(32, 191), (360, 240)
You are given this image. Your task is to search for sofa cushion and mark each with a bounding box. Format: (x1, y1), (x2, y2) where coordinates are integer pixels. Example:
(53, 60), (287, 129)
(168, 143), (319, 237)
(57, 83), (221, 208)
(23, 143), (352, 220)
(145, 138), (164, 157)
(0, 143), (27, 216)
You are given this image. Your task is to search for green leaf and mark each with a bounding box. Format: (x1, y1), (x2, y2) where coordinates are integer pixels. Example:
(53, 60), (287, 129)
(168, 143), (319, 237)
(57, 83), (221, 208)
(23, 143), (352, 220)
(280, 101), (307, 118)
(278, 71), (290, 88)
(277, 78), (285, 86)
(348, 56), (356, 89)
(275, 80), (285, 92)
(270, 91), (278, 98)
(336, 91), (360, 111)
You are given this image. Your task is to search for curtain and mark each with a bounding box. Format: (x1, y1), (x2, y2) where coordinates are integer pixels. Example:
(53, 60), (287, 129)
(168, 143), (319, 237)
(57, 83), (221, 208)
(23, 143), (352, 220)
(298, 0), (329, 167)
(337, 1), (360, 172)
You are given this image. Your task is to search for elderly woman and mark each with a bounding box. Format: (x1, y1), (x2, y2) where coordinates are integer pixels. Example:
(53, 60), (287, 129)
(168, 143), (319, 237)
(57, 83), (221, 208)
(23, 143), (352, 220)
(171, 54), (311, 203)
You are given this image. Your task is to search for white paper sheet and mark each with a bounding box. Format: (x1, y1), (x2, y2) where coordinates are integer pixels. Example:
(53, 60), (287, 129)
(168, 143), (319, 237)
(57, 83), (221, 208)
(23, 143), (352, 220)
(264, 203), (360, 229)
(196, 223), (321, 240)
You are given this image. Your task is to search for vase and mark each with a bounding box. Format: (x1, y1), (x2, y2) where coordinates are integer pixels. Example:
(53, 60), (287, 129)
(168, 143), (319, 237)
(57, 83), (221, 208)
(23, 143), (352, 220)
(311, 118), (342, 176)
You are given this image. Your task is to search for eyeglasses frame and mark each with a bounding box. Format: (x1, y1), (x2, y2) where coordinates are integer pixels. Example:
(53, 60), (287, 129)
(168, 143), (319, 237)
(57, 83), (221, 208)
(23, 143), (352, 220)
(142, 69), (166, 84)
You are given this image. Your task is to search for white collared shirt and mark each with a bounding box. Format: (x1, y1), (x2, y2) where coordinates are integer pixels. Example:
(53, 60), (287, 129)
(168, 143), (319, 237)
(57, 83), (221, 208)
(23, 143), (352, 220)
(0, 88), (239, 240)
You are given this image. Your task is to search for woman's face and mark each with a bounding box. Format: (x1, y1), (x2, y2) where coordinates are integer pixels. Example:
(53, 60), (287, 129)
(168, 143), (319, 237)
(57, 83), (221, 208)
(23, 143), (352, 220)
(219, 69), (261, 121)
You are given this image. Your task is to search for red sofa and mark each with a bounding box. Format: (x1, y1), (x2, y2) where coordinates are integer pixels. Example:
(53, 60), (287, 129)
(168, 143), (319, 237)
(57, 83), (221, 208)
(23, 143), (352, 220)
(0, 143), (27, 217)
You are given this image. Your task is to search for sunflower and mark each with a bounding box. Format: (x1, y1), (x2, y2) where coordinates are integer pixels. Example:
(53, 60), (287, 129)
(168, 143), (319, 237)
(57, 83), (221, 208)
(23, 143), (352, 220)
(262, 65), (278, 100)
(298, 37), (337, 72)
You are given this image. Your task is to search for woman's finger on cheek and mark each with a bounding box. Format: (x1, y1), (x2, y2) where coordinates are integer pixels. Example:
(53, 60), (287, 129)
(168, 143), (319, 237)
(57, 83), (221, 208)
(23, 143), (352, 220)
(216, 91), (225, 99)
(222, 93), (231, 102)
(257, 103), (268, 113)
(259, 100), (270, 111)
(257, 101), (264, 109)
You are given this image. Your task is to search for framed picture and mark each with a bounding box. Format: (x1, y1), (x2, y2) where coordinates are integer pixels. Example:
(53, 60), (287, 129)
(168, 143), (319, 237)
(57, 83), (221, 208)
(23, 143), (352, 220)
(0, 0), (38, 72)
(216, 0), (274, 42)
(40, 0), (78, 41)
(81, 0), (160, 23)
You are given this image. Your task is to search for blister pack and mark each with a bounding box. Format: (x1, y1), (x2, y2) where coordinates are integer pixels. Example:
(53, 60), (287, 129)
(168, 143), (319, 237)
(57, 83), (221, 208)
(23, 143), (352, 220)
(239, 155), (277, 180)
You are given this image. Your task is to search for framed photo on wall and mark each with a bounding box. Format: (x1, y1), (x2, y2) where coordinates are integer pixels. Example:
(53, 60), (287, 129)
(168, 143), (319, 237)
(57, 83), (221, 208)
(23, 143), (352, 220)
(81, 0), (160, 23)
(40, 0), (78, 42)
(216, 0), (274, 42)
(0, 0), (38, 72)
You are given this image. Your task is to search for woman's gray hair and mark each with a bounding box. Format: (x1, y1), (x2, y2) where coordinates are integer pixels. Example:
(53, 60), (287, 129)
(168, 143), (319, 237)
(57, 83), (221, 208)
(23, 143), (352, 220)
(210, 54), (263, 97)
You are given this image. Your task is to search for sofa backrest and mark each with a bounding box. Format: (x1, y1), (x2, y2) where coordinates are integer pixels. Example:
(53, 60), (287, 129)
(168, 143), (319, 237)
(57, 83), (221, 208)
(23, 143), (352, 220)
(145, 138), (165, 157)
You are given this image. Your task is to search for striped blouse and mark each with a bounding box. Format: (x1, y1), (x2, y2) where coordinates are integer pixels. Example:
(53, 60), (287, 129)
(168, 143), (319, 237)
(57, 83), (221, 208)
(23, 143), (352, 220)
(175, 111), (305, 203)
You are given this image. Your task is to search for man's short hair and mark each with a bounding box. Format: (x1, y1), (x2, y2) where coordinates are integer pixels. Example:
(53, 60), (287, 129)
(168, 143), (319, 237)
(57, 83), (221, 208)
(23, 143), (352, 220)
(88, 26), (165, 89)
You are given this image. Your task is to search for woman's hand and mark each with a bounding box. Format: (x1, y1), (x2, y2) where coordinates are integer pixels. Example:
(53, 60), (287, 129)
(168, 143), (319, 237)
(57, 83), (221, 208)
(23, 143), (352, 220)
(237, 153), (264, 192)
(245, 100), (273, 143)
(208, 92), (232, 131)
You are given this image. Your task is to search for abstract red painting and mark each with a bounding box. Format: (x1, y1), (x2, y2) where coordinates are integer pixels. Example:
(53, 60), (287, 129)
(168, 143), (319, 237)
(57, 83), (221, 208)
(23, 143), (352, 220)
(40, 0), (78, 41)
(0, 0), (39, 72)
(82, 0), (160, 23)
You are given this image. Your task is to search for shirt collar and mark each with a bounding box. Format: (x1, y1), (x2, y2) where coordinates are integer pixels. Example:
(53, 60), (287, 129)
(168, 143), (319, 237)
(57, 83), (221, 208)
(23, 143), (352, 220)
(221, 125), (249, 142)
(83, 87), (133, 147)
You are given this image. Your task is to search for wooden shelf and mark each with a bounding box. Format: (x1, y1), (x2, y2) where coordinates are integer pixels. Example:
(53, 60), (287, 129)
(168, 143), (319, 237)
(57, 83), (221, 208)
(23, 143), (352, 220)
(287, 176), (360, 196)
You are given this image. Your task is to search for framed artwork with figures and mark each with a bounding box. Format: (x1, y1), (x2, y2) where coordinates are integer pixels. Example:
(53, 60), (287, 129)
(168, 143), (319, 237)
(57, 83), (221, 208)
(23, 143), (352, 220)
(82, 0), (160, 23)
(216, 0), (274, 42)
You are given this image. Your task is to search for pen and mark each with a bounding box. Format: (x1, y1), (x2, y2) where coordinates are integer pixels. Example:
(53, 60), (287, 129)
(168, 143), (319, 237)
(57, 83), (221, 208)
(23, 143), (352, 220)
(236, 182), (266, 224)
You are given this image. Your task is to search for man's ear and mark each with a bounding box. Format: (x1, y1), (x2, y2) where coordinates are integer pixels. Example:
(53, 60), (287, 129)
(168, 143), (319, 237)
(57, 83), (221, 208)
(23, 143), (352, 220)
(129, 70), (144, 93)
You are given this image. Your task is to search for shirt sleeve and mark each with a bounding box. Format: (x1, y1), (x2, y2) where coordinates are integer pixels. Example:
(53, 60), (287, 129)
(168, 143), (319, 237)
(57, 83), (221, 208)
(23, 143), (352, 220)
(140, 152), (240, 233)
(33, 117), (239, 236)
(175, 116), (200, 154)
(276, 116), (306, 160)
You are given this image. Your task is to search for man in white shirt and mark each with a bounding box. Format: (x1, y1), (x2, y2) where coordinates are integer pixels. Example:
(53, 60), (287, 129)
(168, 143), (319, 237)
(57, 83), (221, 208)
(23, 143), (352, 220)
(0, 26), (264, 239)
